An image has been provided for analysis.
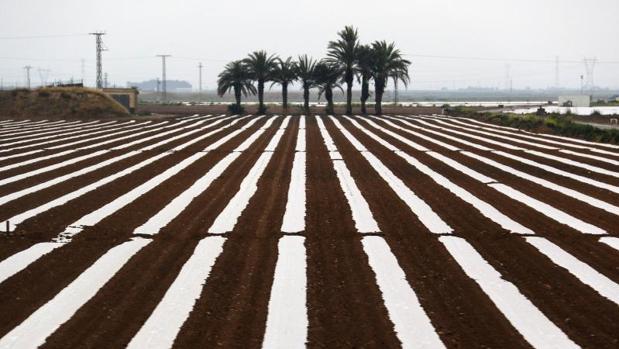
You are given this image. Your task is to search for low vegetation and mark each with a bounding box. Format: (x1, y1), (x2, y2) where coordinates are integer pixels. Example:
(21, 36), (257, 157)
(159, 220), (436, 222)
(446, 106), (619, 144)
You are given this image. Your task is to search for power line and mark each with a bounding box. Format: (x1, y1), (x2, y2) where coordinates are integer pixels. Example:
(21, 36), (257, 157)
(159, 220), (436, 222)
(0, 33), (88, 40)
(407, 54), (619, 65)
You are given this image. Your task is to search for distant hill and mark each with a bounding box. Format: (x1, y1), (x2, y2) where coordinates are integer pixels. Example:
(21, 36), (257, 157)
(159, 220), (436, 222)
(127, 79), (192, 92)
(0, 87), (129, 120)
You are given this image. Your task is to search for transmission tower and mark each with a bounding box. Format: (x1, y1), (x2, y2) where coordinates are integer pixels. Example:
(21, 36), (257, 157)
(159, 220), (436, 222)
(198, 62), (203, 102)
(583, 57), (597, 93)
(89, 32), (106, 88)
(156, 55), (171, 102)
(104, 72), (108, 88)
(24, 65), (33, 89)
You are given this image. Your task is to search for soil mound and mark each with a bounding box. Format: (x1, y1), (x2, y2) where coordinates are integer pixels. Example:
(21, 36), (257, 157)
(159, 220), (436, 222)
(0, 87), (129, 120)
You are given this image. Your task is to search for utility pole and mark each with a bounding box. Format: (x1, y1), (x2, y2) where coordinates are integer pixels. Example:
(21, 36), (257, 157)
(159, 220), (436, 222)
(24, 65), (33, 89)
(198, 62), (203, 103)
(89, 31), (106, 89)
(156, 54), (171, 102)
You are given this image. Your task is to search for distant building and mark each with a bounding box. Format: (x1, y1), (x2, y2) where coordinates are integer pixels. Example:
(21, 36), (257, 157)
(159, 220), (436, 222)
(127, 79), (192, 92)
(558, 95), (591, 108)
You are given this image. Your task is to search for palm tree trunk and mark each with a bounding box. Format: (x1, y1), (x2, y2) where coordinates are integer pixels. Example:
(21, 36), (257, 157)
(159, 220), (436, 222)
(326, 86), (334, 114)
(375, 79), (384, 115)
(234, 84), (242, 111)
(303, 85), (310, 112)
(360, 76), (369, 115)
(346, 79), (352, 114)
(258, 79), (265, 114)
(282, 82), (288, 112)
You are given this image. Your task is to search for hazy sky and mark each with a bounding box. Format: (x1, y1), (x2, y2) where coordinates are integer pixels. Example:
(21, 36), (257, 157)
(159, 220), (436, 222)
(1, 0), (618, 90)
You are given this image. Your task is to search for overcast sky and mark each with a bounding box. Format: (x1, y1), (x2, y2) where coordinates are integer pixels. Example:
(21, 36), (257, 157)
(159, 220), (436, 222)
(1, 0), (618, 90)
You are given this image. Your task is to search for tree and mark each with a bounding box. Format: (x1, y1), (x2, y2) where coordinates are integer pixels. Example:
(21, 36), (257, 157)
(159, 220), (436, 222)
(243, 50), (278, 114)
(295, 54), (318, 112)
(355, 44), (374, 114)
(370, 41), (410, 115)
(270, 57), (297, 112)
(314, 61), (343, 115)
(327, 26), (359, 115)
(217, 60), (256, 114)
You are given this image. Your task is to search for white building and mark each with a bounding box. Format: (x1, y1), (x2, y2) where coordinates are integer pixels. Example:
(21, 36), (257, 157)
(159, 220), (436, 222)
(558, 95), (591, 108)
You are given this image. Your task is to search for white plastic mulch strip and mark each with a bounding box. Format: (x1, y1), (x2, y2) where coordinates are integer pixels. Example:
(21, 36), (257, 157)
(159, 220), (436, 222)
(1, 152), (169, 232)
(345, 116), (428, 152)
(428, 117), (560, 150)
(463, 151), (619, 215)
(281, 116), (306, 233)
(526, 236), (619, 305)
(346, 117), (537, 235)
(126, 236), (225, 349)
(412, 118), (525, 151)
(0, 120), (140, 154)
(368, 116), (460, 151)
(0, 120), (106, 144)
(449, 116), (619, 152)
(386, 116), (619, 195)
(439, 236), (578, 349)
(489, 183), (606, 235)
(389, 116), (493, 151)
(262, 236), (308, 349)
(1, 116), (242, 227)
(493, 150), (619, 194)
(317, 117), (380, 233)
(209, 117), (290, 234)
(0, 242), (63, 284)
(318, 117), (443, 347)
(0, 120), (131, 149)
(59, 151), (209, 241)
(0, 120), (91, 139)
(0, 237), (151, 349)
(427, 151), (496, 184)
(525, 150), (619, 179)
(331, 117), (452, 234)
(559, 149), (619, 166)
(599, 237), (619, 252)
(0, 120), (94, 140)
(132, 154), (239, 236)
(362, 236), (446, 349)
(0, 149), (110, 187)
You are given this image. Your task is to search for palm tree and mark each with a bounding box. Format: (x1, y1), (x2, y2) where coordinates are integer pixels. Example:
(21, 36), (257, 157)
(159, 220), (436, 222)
(217, 60), (256, 113)
(327, 26), (359, 115)
(295, 55), (318, 112)
(243, 50), (278, 114)
(270, 57), (297, 112)
(355, 44), (374, 115)
(370, 41), (411, 115)
(314, 61), (343, 115)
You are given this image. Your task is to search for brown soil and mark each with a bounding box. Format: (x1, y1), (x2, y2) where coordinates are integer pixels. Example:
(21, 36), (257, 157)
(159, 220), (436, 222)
(0, 114), (617, 348)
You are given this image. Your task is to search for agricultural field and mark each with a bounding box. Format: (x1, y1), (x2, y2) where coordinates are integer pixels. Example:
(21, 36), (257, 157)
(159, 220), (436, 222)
(0, 113), (617, 348)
